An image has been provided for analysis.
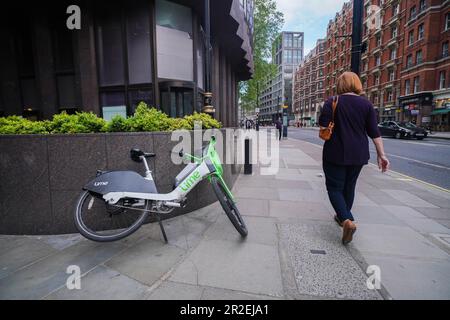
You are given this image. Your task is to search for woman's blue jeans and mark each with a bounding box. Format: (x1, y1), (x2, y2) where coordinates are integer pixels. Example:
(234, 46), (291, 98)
(323, 161), (363, 223)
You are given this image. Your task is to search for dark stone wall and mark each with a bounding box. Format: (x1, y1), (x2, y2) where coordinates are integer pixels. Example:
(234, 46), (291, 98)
(0, 131), (241, 235)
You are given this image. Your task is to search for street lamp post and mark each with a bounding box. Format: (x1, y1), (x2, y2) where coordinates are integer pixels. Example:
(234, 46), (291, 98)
(351, 0), (364, 75)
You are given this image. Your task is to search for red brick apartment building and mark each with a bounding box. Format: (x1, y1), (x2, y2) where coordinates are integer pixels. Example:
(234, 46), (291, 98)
(293, 0), (450, 131)
(293, 39), (326, 126)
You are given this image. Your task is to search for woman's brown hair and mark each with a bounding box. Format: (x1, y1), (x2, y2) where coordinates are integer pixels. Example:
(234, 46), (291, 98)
(336, 72), (364, 95)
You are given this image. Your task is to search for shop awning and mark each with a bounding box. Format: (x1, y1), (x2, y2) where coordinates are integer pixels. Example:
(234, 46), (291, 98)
(431, 109), (450, 116)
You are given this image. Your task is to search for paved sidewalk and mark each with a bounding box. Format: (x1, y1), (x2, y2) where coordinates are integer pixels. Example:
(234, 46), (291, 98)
(1, 137), (449, 300)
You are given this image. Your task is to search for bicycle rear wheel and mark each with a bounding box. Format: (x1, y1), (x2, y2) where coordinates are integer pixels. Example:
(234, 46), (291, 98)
(211, 177), (248, 237)
(74, 191), (150, 242)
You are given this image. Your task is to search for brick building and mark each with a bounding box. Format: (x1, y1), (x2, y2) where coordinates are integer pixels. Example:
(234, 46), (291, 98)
(323, 1), (354, 99)
(293, 39), (326, 126)
(294, 0), (449, 131)
(399, 0), (450, 131)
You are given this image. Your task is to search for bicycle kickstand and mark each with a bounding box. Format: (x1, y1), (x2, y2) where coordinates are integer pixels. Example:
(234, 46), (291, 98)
(154, 212), (168, 243)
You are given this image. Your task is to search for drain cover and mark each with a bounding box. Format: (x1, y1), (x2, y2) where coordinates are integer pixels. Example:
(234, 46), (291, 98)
(310, 250), (326, 255)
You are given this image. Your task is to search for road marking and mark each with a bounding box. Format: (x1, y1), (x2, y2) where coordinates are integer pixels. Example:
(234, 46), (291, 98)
(369, 152), (450, 171)
(403, 141), (450, 147)
(290, 137), (450, 193)
(367, 163), (450, 194)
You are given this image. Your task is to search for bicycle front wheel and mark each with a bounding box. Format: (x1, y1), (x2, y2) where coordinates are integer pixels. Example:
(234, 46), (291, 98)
(211, 177), (248, 237)
(74, 191), (150, 242)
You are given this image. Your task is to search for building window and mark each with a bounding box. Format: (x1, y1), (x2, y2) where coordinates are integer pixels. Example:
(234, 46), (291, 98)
(443, 42), (449, 58)
(413, 76), (420, 93)
(390, 47), (397, 60)
(409, 30), (414, 45)
(446, 13), (450, 31)
(389, 69), (395, 82)
(391, 26), (398, 39)
(419, 0), (426, 13)
(156, 0), (194, 82)
(440, 71), (447, 89)
(407, 54), (413, 68)
(374, 74), (380, 86)
(387, 91), (393, 102)
(376, 34), (381, 47)
(416, 50), (423, 64)
(418, 24), (424, 40)
(410, 6), (416, 20)
(405, 79), (411, 95)
(375, 55), (381, 66)
(95, 1), (154, 117)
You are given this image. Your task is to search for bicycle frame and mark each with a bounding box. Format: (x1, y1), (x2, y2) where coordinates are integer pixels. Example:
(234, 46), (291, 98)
(102, 137), (235, 206)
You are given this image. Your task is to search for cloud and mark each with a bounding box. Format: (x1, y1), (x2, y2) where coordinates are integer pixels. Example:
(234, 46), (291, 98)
(275, 0), (348, 26)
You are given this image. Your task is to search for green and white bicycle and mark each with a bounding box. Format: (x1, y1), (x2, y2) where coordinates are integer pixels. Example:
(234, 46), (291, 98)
(74, 136), (247, 242)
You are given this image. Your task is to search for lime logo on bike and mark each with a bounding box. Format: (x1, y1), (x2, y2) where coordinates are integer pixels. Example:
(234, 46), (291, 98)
(180, 170), (201, 192)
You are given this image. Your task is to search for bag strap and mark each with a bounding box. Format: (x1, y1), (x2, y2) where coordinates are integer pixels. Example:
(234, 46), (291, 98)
(331, 96), (339, 123)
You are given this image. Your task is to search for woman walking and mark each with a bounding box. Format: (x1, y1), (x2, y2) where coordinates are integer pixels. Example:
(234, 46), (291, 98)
(319, 72), (390, 245)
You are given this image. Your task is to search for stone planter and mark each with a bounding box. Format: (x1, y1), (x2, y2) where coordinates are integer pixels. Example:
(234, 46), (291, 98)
(0, 130), (241, 235)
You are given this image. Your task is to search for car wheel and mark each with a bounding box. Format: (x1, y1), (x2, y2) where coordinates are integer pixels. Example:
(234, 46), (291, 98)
(395, 132), (402, 139)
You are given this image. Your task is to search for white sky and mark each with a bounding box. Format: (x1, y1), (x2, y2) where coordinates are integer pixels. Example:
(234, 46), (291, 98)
(275, 0), (348, 54)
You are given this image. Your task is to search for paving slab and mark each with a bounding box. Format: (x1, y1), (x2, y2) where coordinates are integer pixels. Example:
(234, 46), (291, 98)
(279, 223), (382, 300)
(350, 206), (404, 226)
(204, 215), (278, 247)
(105, 239), (185, 287)
(169, 239), (284, 298)
(382, 190), (439, 208)
(354, 224), (450, 260)
(234, 198), (269, 217)
(234, 187), (280, 200)
(362, 254), (450, 300)
(278, 189), (327, 203)
(45, 265), (151, 300)
(0, 236), (57, 280)
(0, 240), (125, 300)
(269, 200), (333, 221)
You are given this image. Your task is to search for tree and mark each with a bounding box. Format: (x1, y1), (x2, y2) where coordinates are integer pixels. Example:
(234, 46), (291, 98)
(240, 0), (284, 112)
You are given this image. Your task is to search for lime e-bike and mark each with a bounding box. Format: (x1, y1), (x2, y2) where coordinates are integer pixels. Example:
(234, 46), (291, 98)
(74, 137), (247, 242)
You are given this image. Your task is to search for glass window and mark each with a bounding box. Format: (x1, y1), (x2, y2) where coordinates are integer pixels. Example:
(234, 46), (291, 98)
(413, 77), (420, 93)
(409, 30), (414, 45)
(439, 71), (446, 90)
(197, 28), (205, 90)
(126, 6), (152, 84)
(405, 79), (410, 95)
(416, 50), (423, 64)
(443, 42), (449, 58)
(156, 0), (193, 81)
(418, 24), (424, 40)
(96, 7), (125, 86)
(128, 89), (153, 113)
(446, 13), (450, 31)
(101, 92), (127, 120)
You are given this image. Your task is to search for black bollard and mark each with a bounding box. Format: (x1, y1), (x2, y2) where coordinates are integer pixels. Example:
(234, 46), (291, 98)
(244, 138), (252, 175)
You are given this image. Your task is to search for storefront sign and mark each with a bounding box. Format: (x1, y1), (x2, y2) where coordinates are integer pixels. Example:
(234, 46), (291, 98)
(411, 110), (419, 116)
(422, 117), (431, 123)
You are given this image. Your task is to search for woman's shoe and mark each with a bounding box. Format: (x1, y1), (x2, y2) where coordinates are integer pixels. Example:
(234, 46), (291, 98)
(334, 215), (343, 227)
(342, 220), (356, 245)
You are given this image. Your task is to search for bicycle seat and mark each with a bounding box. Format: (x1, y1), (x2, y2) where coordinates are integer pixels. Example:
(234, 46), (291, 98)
(130, 149), (156, 163)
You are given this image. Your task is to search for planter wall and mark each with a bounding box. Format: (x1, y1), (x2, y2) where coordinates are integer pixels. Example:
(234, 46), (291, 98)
(0, 131), (241, 235)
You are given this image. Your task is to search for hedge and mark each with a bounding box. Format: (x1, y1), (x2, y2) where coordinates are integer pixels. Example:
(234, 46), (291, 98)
(0, 102), (222, 134)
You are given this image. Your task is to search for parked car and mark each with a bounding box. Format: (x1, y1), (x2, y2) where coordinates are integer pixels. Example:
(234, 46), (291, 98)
(378, 121), (428, 140)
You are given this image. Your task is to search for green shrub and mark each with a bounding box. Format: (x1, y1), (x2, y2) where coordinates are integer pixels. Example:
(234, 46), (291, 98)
(0, 102), (222, 134)
(0, 116), (49, 134)
(184, 112), (222, 129)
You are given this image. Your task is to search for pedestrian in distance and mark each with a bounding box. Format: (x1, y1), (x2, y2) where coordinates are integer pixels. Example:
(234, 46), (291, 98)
(319, 72), (390, 245)
(275, 117), (283, 140)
